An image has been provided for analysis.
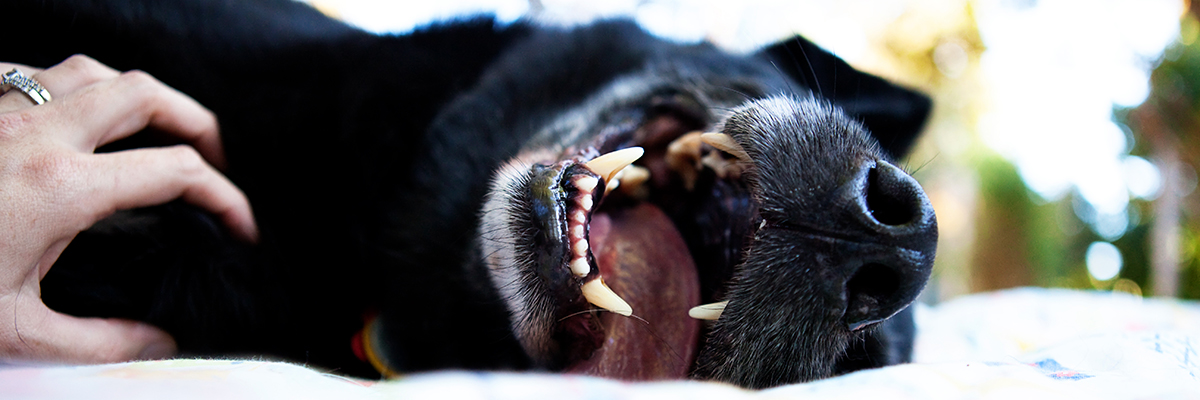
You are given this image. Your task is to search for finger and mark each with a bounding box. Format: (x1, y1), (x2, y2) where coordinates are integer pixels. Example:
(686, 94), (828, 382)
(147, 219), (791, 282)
(0, 55), (118, 113)
(6, 301), (176, 363)
(30, 55), (120, 100)
(47, 69), (227, 170)
(83, 145), (258, 242)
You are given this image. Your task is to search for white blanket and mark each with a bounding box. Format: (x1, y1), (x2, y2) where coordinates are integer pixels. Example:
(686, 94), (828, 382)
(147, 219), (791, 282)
(3, 288), (1198, 399)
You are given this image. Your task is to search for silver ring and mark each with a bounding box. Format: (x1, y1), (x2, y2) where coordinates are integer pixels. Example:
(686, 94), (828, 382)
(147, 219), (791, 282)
(1, 68), (52, 105)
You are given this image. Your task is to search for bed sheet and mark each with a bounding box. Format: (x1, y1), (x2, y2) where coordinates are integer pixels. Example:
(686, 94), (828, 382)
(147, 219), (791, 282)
(3, 288), (1198, 399)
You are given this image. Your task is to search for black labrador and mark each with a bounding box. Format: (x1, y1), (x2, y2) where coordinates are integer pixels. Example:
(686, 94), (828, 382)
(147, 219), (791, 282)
(5, 0), (936, 389)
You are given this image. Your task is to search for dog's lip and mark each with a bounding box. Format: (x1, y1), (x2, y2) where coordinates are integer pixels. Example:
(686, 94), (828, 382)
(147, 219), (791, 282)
(523, 160), (611, 306)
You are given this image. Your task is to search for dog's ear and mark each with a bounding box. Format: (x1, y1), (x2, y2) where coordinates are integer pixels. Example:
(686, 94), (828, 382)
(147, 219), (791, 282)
(756, 35), (932, 159)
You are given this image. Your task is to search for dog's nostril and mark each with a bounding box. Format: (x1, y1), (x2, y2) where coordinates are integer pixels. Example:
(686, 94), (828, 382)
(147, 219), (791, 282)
(864, 165), (918, 226)
(846, 263), (899, 303)
(843, 263), (903, 331)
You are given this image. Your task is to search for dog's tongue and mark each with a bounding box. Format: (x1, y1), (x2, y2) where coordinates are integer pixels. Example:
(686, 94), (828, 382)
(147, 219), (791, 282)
(567, 203), (701, 379)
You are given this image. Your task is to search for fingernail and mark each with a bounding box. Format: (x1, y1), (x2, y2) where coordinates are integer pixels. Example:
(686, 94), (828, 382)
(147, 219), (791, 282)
(138, 340), (177, 360)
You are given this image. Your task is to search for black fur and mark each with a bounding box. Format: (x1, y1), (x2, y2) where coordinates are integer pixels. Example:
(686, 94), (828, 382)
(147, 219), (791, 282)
(6, 0), (935, 388)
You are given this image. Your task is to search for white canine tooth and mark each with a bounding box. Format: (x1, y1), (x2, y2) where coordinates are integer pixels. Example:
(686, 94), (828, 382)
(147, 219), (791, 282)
(574, 210), (587, 224)
(572, 224), (585, 239)
(580, 195), (593, 210)
(688, 301), (728, 320)
(570, 258), (590, 276)
(574, 239), (588, 255)
(700, 133), (750, 161)
(576, 176), (599, 193)
(581, 278), (633, 316)
(585, 147), (644, 185)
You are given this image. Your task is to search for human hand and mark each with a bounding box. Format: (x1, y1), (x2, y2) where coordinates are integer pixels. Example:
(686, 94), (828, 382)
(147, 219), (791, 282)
(0, 55), (258, 364)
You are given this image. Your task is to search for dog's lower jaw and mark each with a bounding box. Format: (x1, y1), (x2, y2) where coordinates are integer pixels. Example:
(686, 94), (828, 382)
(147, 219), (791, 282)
(692, 318), (848, 389)
(689, 240), (854, 388)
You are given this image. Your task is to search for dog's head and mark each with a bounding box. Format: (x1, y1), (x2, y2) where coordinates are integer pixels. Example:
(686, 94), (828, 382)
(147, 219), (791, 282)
(470, 21), (936, 388)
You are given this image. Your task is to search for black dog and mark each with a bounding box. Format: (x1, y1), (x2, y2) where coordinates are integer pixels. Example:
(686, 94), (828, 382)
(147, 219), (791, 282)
(6, 0), (936, 389)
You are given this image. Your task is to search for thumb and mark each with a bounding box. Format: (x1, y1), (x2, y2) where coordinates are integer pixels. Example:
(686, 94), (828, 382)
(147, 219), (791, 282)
(10, 303), (177, 363)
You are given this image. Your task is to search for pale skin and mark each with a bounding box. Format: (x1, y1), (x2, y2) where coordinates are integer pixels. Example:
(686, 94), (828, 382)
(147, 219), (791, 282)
(0, 55), (258, 364)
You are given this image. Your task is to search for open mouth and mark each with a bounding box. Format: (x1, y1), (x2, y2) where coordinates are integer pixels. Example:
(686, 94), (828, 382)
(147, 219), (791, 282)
(531, 147), (706, 380)
(481, 90), (753, 379)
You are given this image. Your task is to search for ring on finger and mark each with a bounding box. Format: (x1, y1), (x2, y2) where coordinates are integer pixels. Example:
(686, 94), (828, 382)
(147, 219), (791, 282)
(1, 68), (52, 105)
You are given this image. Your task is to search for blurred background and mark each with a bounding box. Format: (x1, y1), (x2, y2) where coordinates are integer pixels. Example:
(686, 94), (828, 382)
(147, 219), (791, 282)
(302, 0), (1199, 302)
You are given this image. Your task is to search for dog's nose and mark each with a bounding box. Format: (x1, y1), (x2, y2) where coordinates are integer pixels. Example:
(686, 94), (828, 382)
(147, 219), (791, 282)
(838, 159), (937, 331)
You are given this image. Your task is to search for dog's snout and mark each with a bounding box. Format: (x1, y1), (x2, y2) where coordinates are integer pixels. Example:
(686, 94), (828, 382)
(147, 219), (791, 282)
(839, 160), (937, 331)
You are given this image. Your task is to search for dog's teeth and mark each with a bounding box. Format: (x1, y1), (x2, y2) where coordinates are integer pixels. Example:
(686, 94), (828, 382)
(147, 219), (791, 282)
(574, 239), (589, 255)
(667, 132), (703, 164)
(688, 301), (728, 320)
(576, 176), (599, 193)
(666, 131), (704, 191)
(700, 133), (750, 161)
(570, 258), (590, 276)
(616, 165), (650, 194)
(585, 147), (644, 185)
(580, 195), (593, 210)
(573, 210), (587, 224)
(581, 278), (633, 316)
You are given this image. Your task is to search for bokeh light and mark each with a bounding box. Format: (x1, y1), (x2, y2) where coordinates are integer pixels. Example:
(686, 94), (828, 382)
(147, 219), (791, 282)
(1086, 241), (1123, 281)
